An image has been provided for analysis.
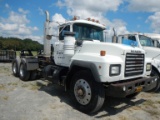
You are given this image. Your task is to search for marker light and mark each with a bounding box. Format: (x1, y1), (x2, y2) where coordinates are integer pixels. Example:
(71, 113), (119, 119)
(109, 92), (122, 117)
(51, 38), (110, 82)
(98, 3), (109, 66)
(87, 18), (91, 21)
(73, 16), (77, 20)
(100, 50), (106, 56)
(73, 16), (80, 20)
(96, 20), (99, 23)
(92, 19), (95, 22)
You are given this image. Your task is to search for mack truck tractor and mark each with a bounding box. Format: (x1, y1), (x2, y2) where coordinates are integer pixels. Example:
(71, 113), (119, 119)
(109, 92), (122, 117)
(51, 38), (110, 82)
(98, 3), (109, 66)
(12, 11), (157, 114)
(144, 33), (160, 48)
(117, 33), (160, 92)
(145, 33), (160, 42)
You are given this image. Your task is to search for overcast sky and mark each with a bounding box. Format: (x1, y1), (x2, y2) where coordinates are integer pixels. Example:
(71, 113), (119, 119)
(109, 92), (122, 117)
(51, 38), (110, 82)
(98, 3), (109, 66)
(0, 0), (160, 43)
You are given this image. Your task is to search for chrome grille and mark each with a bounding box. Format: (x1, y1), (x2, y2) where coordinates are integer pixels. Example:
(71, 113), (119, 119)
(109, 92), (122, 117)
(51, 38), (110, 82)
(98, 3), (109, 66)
(125, 53), (144, 77)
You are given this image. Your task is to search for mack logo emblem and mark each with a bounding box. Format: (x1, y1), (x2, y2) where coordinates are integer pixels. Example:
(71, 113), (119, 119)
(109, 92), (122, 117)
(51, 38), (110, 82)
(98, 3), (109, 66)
(131, 50), (141, 53)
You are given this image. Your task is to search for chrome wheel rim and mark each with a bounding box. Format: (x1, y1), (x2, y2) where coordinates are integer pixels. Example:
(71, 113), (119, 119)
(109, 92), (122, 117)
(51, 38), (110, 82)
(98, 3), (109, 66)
(74, 79), (91, 105)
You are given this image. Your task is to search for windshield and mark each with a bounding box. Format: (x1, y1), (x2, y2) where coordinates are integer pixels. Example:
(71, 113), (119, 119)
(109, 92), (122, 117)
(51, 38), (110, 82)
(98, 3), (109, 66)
(139, 35), (154, 47)
(73, 23), (104, 42)
(153, 39), (160, 48)
(121, 35), (138, 47)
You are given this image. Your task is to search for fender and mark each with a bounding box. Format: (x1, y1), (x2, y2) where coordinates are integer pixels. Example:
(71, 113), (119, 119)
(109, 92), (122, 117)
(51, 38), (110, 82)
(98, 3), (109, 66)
(151, 60), (160, 73)
(65, 60), (101, 91)
(70, 60), (101, 82)
(20, 57), (39, 71)
(152, 64), (160, 74)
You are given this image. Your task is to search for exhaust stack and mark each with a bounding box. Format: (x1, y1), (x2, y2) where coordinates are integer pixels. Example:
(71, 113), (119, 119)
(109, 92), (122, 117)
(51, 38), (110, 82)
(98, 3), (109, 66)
(112, 28), (117, 43)
(43, 11), (51, 57)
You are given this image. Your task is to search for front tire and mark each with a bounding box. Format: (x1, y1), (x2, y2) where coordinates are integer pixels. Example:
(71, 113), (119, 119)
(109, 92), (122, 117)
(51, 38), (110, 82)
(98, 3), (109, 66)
(19, 62), (30, 81)
(70, 70), (105, 114)
(150, 69), (160, 92)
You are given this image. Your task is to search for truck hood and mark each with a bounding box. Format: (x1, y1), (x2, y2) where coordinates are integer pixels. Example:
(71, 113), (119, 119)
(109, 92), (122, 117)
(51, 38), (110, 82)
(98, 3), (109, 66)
(143, 46), (160, 59)
(79, 41), (145, 56)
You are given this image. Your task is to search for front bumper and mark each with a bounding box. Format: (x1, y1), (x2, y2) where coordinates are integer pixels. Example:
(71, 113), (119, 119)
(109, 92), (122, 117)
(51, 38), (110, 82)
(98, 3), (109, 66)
(105, 76), (157, 98)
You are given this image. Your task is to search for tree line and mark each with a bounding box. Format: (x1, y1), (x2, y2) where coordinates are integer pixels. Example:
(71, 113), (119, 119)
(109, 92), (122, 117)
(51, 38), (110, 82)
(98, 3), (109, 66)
(0, 36), (43, 51)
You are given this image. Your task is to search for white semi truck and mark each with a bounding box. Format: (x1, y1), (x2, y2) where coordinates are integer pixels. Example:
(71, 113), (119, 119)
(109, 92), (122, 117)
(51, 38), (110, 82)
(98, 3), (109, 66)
(12, 11), (157, 114)
(117, 33), (160, 92)
(144, 33), (160, 48)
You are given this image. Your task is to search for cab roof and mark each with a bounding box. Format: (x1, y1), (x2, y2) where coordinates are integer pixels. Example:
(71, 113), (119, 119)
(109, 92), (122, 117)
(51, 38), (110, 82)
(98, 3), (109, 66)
(118, 33), (146, 36)
(59, 19), (106, 30)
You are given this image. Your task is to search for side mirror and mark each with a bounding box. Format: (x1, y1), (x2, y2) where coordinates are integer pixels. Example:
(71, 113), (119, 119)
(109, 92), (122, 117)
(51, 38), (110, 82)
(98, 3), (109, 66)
(64, 31), (75, 36)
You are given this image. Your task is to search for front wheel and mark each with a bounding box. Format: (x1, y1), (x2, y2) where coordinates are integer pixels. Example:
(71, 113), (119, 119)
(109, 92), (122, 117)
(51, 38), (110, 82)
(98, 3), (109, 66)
(70, 70), (105, 114)
(150, 69), (160, 92)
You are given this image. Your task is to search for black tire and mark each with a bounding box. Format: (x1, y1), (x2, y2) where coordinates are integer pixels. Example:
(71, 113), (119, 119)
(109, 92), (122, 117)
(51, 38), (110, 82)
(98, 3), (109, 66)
(70, 70), (105, 114)
(19, 62), (30, 81)
(43, 65), (53, 81)
(12, 60), (19, 77)
(150, 69), (160, 92)
(30, 71), (37, 80)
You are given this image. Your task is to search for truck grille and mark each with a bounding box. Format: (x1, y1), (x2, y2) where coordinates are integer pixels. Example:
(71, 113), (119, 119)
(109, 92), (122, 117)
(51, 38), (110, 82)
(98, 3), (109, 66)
(125, 53), (144, 77)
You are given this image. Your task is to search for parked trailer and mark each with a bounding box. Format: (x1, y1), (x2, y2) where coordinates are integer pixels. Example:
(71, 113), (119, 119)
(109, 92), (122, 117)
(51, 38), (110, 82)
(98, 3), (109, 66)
(12, 11), (157, 114)
(0, 50), (16, 62)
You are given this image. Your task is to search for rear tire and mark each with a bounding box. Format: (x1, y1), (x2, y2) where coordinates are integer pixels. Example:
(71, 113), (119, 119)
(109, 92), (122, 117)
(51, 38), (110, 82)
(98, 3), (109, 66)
(151, 69), (160, 92)
(12, 60), (19, 77)
(70, 70), (105, 114)
(30, 71), (37, 80)
(43, 65), (53, 81)
(19, 62), (30, 81)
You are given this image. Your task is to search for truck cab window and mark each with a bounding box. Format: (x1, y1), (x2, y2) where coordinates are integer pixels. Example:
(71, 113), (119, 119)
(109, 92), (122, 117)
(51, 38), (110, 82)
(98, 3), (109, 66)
(122, 36), (138, 46)
(73, 23), (104, 42)
(128, 36), (136, 41)
(139, 35), (154, 47)
(59, 25), (70, 40)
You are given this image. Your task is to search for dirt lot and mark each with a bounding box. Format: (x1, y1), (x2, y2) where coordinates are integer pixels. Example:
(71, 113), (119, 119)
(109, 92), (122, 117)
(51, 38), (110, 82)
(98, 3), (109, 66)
(0, 63), (160, 120)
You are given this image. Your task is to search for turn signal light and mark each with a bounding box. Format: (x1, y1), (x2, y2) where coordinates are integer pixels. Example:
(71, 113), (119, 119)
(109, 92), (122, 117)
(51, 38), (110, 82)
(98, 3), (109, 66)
(100, 50), (106, 56)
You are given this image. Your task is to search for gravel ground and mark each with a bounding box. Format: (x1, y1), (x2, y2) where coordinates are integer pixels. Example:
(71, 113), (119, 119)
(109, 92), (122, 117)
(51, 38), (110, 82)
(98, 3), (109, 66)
(0, 63), (160, 120)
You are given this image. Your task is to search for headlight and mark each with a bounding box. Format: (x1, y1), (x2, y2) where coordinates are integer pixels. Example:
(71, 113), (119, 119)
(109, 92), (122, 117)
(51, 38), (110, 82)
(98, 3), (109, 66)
(110, 64), (121, 76)
(146, 63), (151, 71)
